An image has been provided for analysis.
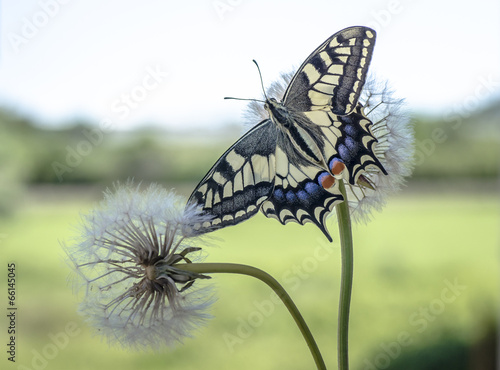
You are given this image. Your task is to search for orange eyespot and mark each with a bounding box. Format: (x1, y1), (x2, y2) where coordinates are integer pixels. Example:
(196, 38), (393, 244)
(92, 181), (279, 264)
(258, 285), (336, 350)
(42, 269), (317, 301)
(330, 159), (346, 176)
(319, 173), (336, 189)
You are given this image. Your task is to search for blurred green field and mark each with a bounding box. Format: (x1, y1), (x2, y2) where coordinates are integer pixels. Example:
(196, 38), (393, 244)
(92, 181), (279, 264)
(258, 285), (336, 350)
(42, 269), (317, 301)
(0, 186), (498, 370)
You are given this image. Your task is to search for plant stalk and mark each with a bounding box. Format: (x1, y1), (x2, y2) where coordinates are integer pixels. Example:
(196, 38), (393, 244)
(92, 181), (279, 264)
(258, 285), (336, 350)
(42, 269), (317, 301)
(176, 262), (326, 370)
(336, 179), (354, 370)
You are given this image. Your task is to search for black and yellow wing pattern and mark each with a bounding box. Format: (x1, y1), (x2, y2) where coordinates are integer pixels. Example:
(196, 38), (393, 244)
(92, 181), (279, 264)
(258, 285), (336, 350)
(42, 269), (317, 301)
(188, 26), (386, 241)
(189, 119), (277, 229)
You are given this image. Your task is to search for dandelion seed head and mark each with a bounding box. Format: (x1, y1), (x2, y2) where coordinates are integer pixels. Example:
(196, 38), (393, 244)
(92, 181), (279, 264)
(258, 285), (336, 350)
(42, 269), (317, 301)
(65, 183), (215, 351)
(349, 75), (414, 222)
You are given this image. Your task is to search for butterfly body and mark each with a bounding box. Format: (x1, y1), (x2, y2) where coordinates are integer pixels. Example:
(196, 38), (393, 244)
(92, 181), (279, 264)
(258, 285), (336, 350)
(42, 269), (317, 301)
(188, 26), (386, 241)
(266, 98), (326, 169)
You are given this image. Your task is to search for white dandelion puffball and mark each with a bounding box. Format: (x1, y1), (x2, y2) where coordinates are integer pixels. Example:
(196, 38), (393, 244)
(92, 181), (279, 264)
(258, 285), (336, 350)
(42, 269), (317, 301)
(65, 183), (215, 350)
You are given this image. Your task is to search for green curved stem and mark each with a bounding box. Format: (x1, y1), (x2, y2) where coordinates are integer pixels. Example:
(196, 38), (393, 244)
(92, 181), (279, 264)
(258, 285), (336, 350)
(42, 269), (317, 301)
(336, 179), (354, 370)
(176, 262), (326, 370)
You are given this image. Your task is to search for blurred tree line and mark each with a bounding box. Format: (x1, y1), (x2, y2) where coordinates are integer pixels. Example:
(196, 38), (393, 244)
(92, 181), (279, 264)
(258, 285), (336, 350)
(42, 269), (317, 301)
(1, 103), (499, 213)
(0, 109), (239, 185)
(411, 102), (500, 180)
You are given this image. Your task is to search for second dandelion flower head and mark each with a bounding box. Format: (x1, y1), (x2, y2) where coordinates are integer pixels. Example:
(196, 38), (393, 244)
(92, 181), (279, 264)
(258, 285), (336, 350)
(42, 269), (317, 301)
(65, 183), (215, 350)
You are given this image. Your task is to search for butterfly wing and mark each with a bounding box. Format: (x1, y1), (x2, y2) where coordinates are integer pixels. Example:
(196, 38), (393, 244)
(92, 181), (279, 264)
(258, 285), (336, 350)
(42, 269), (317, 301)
(187, 119), (278, 233)
(281, 25), (384, 196)
(259, 27), (381, 239)
(260, 143), (343, 242)
(187, 26), (380, 240)
(302, 107), (387, 186)
(283, 26), (376, 115)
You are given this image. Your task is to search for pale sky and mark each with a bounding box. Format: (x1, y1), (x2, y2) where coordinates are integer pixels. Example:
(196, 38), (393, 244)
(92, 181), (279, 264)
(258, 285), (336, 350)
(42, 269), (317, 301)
(1, 0), (499, 130)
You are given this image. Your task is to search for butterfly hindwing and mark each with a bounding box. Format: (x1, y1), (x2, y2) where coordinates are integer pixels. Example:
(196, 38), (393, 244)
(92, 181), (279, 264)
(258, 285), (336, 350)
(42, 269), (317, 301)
(188, 119), (278, 233)
(283, 26), (376, 115)
(304, 107), (387, 185)
(260, 144), (343, 242)
(327, 106), (387, 182)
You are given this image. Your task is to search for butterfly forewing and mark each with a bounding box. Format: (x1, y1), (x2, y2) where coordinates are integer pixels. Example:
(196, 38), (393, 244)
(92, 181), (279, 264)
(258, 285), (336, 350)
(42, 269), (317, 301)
(284, 27), (376, 115)
(188, 120), (278, 233)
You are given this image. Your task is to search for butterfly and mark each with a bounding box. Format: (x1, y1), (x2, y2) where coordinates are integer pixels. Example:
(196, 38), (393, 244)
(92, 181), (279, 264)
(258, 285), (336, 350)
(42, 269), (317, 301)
(187, 26), (387, 241)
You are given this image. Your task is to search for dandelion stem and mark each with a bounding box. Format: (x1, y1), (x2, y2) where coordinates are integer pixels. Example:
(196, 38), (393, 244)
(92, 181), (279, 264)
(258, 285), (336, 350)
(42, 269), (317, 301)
(336, 179), (354, 370)
(176, 262), (326, 370)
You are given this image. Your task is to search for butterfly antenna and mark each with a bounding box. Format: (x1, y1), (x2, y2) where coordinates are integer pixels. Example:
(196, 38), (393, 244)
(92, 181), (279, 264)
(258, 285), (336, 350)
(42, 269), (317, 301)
(224, 60), (268, 102)
(252, 59), (268, 100)
(224, 97), (265, 103)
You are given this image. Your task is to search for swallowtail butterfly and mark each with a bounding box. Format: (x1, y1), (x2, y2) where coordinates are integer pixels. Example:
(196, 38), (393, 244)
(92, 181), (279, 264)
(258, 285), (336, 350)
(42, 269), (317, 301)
(188, 26), (387, 241)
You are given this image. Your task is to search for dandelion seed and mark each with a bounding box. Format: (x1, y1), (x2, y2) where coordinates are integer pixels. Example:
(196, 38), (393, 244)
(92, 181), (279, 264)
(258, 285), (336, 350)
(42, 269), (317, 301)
(245, 71), (414, 223)
(64, 183), (215, 350)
